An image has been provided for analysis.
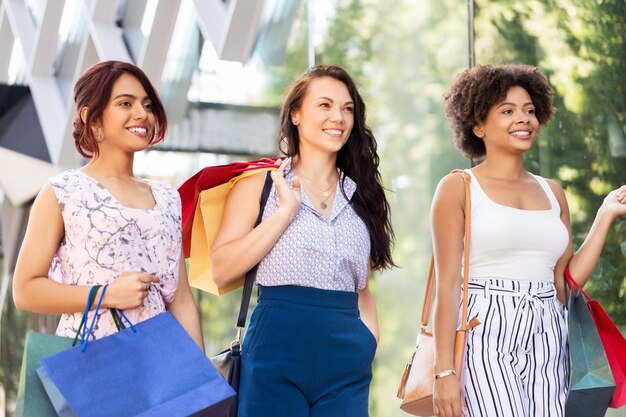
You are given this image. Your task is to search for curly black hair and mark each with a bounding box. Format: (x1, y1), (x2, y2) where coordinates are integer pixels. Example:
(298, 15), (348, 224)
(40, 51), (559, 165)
(444, 64), (556, 159)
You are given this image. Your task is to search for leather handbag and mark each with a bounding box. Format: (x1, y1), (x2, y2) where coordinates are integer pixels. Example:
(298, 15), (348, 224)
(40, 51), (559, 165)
(210, 172), (273, 417)
(397, 169), (479, 416)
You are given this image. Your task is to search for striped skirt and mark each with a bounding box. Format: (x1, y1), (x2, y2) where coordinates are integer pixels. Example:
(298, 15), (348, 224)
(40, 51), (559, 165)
(462, 279), (569, 417)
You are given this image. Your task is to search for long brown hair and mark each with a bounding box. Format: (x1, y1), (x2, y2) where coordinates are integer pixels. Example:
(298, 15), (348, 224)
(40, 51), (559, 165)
(278, 65), (395, 271)
(72, 61), (167, 159)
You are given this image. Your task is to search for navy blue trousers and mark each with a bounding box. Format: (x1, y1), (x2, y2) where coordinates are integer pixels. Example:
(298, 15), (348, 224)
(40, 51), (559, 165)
(238, 285), (377, 417)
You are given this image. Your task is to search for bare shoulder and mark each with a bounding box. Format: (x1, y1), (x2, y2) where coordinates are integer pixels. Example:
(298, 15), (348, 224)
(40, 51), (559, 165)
(213, 171), (270, 249)
(33, 182), (61, 212)
(544, 177), (564, 195)
(431, 171), (467, 241)
(545, 178), (567, 202)
(28, 182), (64, 234)
(433, 171), (467, 206)
(223, 171), (271, 222)
(544, 178), (570, 215)
(229, 171), (268, 203)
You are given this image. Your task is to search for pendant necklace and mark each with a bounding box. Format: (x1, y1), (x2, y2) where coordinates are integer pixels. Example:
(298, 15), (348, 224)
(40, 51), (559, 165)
(295, 169), (337, 210)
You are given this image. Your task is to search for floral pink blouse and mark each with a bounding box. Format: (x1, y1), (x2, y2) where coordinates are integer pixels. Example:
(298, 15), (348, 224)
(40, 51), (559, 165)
(48, 170), (182, 340)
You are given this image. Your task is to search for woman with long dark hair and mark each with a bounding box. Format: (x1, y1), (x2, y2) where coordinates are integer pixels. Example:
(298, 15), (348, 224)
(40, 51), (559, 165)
(211, 64), (394, 416)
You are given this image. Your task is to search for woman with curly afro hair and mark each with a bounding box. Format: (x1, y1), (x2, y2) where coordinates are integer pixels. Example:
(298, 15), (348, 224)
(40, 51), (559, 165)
(430, 64), (626, 417)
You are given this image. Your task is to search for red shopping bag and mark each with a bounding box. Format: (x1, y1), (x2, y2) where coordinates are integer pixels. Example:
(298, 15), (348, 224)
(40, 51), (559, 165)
(178, 158), (278, 295)
(566, 267), (626, 408)
(178, 157), (278, 257)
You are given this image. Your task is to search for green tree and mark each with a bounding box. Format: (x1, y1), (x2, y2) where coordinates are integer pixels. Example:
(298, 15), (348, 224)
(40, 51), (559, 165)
(475, 0), (626, 321)
(265, 1), (470, 416)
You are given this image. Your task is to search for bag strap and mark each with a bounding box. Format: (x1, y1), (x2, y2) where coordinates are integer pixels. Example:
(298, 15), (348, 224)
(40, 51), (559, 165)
(111, 308), (136, 332)
(71, 285), (101, 346)
(232, 172), (274, 344)
(420, 169), (472, 331)
(564, 266), (590, 301)
(75, 285), (138, 350)
(81, 284), (109, 351)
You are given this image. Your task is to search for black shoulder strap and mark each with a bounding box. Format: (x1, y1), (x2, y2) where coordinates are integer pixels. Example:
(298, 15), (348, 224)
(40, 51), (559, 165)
(236, 172), (273, 329)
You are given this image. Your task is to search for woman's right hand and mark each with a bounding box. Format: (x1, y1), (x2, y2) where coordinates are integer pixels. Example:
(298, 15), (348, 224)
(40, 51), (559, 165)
(103, 272), (160, 310)
(433, 375), (466, 417)
(271, 157), (301, 221)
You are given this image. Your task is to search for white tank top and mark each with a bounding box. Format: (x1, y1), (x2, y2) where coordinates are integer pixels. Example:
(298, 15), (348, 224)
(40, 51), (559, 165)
(464, 170), (568, 282)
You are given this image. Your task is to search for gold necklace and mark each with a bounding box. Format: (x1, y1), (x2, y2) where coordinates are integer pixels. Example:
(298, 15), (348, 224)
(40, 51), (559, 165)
(295, 169), (337, 210)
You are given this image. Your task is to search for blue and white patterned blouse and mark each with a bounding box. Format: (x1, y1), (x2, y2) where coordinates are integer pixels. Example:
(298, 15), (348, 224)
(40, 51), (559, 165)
(255, 167), (370, 292)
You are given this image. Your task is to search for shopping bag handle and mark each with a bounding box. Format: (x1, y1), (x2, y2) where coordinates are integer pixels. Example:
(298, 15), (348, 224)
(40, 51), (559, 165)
(110, 308), (135, 331)
(71, 285), (101, 346)
(564, 266), (592, 302)
(80, 285), (137, 352)
(81, 284), (109, 351)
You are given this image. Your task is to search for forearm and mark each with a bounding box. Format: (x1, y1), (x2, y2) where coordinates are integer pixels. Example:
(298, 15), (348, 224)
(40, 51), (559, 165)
(569, 207), (617, 286)
(211, 207), (294, 286)
(13, 276), (95, 314)
(358, 285), (379, 342)
(168, 293), (204, 351)
(433, 281), (461, 372)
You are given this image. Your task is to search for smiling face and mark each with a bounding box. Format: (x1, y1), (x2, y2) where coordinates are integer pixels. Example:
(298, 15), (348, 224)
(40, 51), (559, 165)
(92, 72), (156, 155)
(290, 76), (355, 155)
(474, 85), (540, 156)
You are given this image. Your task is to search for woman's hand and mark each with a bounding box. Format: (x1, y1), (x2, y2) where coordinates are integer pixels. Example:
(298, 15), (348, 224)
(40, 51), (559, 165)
(558, 184), (626, 288)
(600, 185), (626, 218)
(103, 272), (160, 310)
(433, 375), (466, 417)
(271, 157), (301, 221)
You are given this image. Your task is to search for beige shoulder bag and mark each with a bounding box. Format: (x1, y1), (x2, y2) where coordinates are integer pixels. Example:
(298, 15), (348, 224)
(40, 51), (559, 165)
(396, 169), (480, 416)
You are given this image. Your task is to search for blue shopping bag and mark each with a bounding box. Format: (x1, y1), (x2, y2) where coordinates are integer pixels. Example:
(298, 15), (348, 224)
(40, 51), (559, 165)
(38, 310), (235, 417)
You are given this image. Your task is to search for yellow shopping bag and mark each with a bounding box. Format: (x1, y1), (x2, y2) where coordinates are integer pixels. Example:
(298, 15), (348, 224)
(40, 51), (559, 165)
(187, 168), (275, 295)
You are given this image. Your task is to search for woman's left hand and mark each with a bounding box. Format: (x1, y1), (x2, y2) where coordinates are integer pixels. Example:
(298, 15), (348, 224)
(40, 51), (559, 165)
(271, 157), (302, 221)
(602, 185), (626, 218)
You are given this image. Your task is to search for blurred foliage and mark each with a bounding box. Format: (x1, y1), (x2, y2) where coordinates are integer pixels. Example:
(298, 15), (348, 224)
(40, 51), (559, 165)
(475, 0), (626, 323)
(1, 259), (29, 415)
(262, 1), (469, 416)
(258, 1), (625, 416)
(1, 1), (623, 417)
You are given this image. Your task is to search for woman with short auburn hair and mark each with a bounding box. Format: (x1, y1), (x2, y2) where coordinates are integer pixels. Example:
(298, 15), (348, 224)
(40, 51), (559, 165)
(13, 61), (203, 348)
